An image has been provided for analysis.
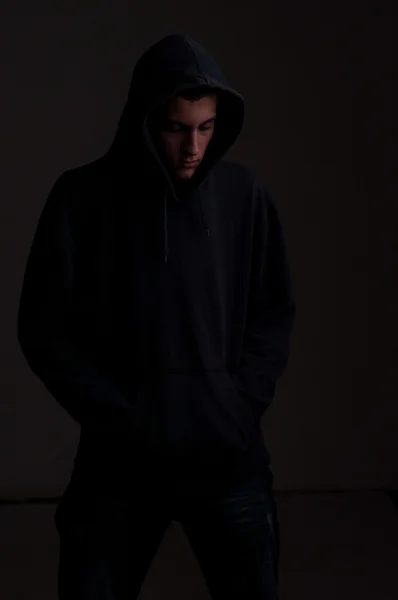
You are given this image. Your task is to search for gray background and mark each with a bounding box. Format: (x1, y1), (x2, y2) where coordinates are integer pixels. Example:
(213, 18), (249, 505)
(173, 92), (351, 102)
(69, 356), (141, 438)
(1, 0), (395, 498)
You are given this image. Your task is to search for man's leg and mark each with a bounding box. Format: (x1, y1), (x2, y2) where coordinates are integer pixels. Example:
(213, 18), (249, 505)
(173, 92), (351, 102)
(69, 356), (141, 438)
(56, 488), (171, 600)
(178, 469), (280, 599)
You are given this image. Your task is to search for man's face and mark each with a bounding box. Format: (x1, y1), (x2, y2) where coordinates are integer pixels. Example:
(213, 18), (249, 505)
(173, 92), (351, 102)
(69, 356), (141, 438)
(154, 94), (217, 181)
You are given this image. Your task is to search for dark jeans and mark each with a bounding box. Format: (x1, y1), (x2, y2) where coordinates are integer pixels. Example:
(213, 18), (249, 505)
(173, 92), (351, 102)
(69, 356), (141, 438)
(56, 468), (280, 599)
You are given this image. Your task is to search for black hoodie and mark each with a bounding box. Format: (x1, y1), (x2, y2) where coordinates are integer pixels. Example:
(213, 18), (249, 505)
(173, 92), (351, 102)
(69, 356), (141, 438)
(17, 35), (295, 500)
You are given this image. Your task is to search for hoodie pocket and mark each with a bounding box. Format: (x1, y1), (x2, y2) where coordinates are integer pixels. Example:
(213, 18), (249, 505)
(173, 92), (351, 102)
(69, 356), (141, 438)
(132, 368), (256, 471)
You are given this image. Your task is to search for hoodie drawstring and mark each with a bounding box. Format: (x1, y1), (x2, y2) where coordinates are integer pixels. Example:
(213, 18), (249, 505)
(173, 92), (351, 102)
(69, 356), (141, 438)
(199, 189), (211, 238)
(164, 187), (211, 264)
(164, 189), (169, 263)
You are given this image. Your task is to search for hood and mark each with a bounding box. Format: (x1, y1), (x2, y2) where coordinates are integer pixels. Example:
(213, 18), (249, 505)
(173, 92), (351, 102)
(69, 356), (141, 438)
(106, 34), (245, 263)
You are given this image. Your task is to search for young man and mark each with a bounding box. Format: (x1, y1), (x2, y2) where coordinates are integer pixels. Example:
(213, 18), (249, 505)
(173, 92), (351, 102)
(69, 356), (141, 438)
(17, 34), (296, 599)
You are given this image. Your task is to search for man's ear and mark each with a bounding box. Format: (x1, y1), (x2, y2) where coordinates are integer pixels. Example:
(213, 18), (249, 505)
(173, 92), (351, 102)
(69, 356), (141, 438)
(146, 113), (162, 151)
(148, 100), (168, 131)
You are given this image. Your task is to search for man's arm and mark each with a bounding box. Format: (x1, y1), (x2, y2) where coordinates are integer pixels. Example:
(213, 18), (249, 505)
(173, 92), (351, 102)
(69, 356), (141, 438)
(17, 173), (135, 433)
(232, 186), (296, 419)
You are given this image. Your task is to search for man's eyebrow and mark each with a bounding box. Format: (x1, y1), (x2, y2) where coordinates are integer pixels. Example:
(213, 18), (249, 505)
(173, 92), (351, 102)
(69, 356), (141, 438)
(167, 116), (216, 127)
(200, 116), (216, 125)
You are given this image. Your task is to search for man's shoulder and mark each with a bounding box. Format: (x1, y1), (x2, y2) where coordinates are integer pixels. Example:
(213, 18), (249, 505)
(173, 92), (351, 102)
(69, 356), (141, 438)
(46, 158), (117, 230)
(56, 156), (110, 192)
(52, 157), (116, 219)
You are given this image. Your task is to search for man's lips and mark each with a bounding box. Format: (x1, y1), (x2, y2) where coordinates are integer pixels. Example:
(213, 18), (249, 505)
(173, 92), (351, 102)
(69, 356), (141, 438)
(180, 160), (198, 167)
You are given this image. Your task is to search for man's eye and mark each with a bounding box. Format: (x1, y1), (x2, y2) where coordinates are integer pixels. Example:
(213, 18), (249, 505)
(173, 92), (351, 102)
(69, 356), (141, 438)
(164, 122), (181, 132)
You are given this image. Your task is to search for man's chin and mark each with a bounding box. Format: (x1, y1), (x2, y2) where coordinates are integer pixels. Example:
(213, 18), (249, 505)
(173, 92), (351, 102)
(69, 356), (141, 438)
(174, 167), (197, 180)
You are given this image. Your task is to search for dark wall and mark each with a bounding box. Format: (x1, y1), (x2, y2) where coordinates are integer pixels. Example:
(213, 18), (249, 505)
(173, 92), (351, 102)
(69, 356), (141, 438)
(2, 0), (394, 496)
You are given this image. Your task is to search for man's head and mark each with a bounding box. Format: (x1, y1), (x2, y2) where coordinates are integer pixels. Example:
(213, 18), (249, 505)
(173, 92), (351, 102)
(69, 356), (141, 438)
(149, 87), (218, 181)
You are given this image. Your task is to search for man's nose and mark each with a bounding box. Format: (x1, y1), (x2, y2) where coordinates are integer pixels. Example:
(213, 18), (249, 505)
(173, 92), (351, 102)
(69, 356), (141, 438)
(185, 131), (199, 155)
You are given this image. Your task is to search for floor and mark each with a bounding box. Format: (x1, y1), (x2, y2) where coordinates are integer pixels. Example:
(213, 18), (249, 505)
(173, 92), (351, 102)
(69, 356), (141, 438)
(1, 491), (397, 599)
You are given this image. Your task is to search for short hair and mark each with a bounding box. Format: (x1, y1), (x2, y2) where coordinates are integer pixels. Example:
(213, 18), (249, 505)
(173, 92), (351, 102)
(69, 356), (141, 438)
(148, 86), (218, 130)
(177, 85), (218, 102)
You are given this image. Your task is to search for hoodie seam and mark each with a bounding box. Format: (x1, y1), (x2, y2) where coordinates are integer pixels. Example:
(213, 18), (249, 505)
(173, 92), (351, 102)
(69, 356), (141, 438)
(184, 38), (209, 85)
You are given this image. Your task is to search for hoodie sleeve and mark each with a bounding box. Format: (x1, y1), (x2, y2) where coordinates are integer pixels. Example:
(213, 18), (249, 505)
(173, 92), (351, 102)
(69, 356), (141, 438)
(17, 173), (135, 433)
(231, 187), (296, 419)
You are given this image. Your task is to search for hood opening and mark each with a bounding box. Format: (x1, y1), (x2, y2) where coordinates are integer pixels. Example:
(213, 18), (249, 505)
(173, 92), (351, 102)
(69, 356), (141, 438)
(105, 34), (245, 263)
(107, 35), (244, 186)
